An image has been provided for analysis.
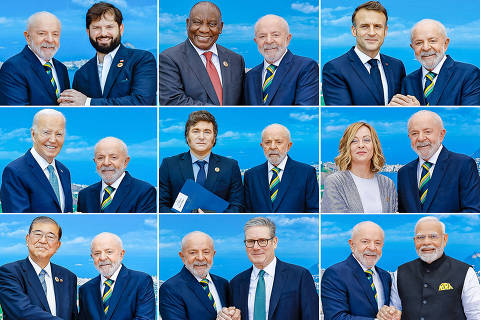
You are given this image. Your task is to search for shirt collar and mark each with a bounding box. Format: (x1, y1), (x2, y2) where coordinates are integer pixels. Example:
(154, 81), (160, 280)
(101, 171), (126, 190)
(97, 44), (121, 65)
(190, 151), (211, 164)
(189, 39), (219, 58)
(252, 256), (277, 279)
(354, 46), (382, 65)
(263, 49), (288, 70)
(30, 147), (56, 170)
(422, 55), (447, 78)
(267, 155), (288, 172)
(28, 256), (52, 277)
(419, 144), (443, 165)
(101, 264), (123, 284)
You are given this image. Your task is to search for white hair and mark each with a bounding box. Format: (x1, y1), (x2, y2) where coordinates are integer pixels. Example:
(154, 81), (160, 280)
(181, 231), (214, 251)
(32, 109), (66, 134)
(415, 216), (446, 234)
(26, 11), (61, 32)
(261, 123), (291, 142)
(351, 221), (385, 240)
(94, 136), (128, 156)
(407, 110), (444, 132)
(90, 232), (124, 251)
(254, 14), (289, 35)
(410, 19), (447, 42)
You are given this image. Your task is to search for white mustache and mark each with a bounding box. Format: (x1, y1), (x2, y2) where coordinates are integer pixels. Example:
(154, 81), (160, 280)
(416, 142), (431, 147)
(420, 49), (438, 58)
(263, 44), (278, 50)
(363, 250), (377, 257)
(41, 43), (56, 49)
(193, 261), (207, 267)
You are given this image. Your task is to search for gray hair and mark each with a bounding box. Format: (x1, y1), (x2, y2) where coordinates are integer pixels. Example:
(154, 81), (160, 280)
(90, 232), (124, 251)
(181, 231), (214, 251)
(244, 217), (276, 238)
(351, 221), (384, 240)
(26, 11), (61, 32)
(254, 14), (290, 36)
(94, 136), (128, 156)
(32, 109), (66, 134)
(407, 110), (444, 132)
(415, 216), (446, 234)
(261, 123), (291, 142)
(410, 19), (447, 42)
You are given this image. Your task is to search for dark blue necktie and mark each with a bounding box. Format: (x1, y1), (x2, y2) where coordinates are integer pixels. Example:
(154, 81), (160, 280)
(367, 59), (385, 104)
(195, 160), (207, 186)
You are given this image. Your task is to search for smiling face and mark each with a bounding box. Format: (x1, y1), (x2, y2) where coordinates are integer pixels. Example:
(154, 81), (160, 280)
(351, 8), (387, 58)
(180, 232), (215, 278)
(26, 221), (61, 268)
(187, 3), (223, 50)
(414, 219), (447, 264)
(94, 138), (130, 185)
(254, 15), (291, 64)
(244, 226), (277, 269)
(411, 20), (449, 71)
(91, 233), (124, 278)
(24, 12), (61, 61)
(408, 112), (445, 161)
(31, 113), (65, 164)
(87, 12), (123, 54)
(349, 222), (384, 269)
(349, 125), (374, 168)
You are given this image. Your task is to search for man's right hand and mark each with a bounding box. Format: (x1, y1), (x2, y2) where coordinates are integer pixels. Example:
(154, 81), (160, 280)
(217, 307), (241, 320)
(388, 94), (420, 106)
(377, 305), (401, 320)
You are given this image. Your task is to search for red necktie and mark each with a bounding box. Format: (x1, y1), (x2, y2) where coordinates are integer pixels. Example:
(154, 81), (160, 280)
(203, 51), (223, 105)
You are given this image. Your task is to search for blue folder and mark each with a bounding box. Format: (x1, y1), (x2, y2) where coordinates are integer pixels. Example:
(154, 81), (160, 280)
(171, 179), (229, 213)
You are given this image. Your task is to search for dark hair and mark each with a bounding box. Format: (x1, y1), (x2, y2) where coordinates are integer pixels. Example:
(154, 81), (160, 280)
(184, 110), (218, 147)
(189, 1), (222, 21)
(86, 2), (123, 29)
(352, 1), (388, 27)
(28, 216), (62, 240)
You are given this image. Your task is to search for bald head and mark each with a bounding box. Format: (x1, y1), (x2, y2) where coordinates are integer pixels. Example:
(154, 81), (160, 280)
(94, 137), (128, 156)
(351, 221), (385, 241)
(25, 12), (61, 61)
(349, 221), (384, 268)
(91, 232), (123, 251)
(189, 1), (221, 20)
(261, 123), (291, 142)
(410, 19), (447, 42)
(181, 231), (214, 251)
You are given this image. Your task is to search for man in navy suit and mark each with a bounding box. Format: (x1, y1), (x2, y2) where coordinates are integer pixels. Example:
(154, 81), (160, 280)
(0, 12), (70, 105)
(0, 216), (78, 320)
(322, 1), (407, 106)
(159, 110), (244, 212)
(1, 109), (73, 213)
(244, 14), (318, 105)
(391, 19), (480, 106)
(79, 232), (155, 320)
(321, 221), (394, 320)
(230, 217), (319, 320)
(398, 110), (480, 213)
(77, 137), (156, 213)
(159, 1), (244, 105)
(58, 2), (156, 106)
(160, 231), (239, 320)
(244, 124), (318, 213)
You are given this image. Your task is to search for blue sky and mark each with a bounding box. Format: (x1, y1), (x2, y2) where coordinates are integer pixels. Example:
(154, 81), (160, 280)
(0, 0), (156, 61)
(322, 0), (480, 74)
(159, 107), (319, 170)
(159, 0), (319, 68)
(0, 107), (157, 186)
(321, 107), (480, 165)
(322, 214), (480, 272)
(159, 214), (318, 280)
(0, 214), (157, 278)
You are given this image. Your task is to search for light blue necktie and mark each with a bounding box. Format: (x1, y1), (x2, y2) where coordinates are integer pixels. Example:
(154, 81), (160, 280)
(254, 270), (266, 320)
(47, 165), (60, 203)
(39, 269), (47, 295)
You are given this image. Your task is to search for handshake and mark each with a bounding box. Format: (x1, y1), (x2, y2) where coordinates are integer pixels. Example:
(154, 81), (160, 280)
(216, 307), (241, 320)
(377, 305), (401, 320)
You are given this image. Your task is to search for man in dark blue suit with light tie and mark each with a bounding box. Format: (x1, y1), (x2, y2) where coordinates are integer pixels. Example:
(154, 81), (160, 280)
(321, 221), (393, 320)
(230, 217), (319, 320)
(0, 12), (70, 105)
(244, 14), (318, 106)
(244, 124), (318, 213)
(79, 232), (155, 320)
(0, 216), (78, 320)
(322, 1), (407, 106)
(58, 2), (156, 106)
(0, 109), (73, 213)
(159, 110), (244, 212)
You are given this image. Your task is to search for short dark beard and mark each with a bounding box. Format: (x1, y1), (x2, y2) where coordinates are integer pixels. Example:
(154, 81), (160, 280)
(89, 35), (121, 54)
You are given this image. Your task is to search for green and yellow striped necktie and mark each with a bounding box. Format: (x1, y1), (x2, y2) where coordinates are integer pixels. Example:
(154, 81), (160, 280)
(419, 161), (433, 205)
(365, 269), (378, 301)
(101, 186), (115, 212)
(424, 72), (437, 106)
(103, 279), (114, 314)
(269, 166), (280, 202)
(43, 62), (60, 98)
(262, 64), (277, 104)
(200, 278), (216, 311)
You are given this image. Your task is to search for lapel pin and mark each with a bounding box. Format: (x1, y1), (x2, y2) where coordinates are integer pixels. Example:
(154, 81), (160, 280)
(385, 63), (389, 66)
(55, 277), (59, 282)
(223, 61), (228, 67)
(117, 62), (123, 67)
(60, 278), (63, 283)
(215, 167), (220, 172)
(120, 59), (124, 62)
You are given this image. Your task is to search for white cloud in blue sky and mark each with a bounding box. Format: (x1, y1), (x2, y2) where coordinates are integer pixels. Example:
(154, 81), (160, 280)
(289, 112), (319, 122)
(291, 2), (319, 14)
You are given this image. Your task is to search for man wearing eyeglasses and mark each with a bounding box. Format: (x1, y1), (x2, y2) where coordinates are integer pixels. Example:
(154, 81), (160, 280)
(0, 109), (73, 213)
(0, 216), (78, 319)
(377, 216), (480, 320)
(228, 217), (318, 320)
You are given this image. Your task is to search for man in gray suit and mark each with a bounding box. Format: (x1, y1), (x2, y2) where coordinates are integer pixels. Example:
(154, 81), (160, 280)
(159, 1), (245, 105)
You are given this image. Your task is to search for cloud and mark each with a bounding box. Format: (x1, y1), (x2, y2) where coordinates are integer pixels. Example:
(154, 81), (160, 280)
(72, 0), (127, 8)
(218, 131), (256, 140)
(272, 216), (318, 226)
(324, 124), (347, 133)
(161, 124), (184, 133)
(144, 218), (157, 228)
(159, 138), (184, 148)
(128, 139), (157, 158)
(0, 150), (23, 159)
(63, 145), (94, 155)
(159, 12), (187, 25)
(0, 243), (26, 254)
(0, 128), (29, 142)
(74, 263), (83, 266)
(159, 242), (177, 249)
(291, 2), (319, 14)
(63, 236), (90, 245)
(289, 112), (319, 122)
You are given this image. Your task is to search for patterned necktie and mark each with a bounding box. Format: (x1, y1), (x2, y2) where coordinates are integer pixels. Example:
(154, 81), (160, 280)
(39, 269), (47, 296)
(199, 278), (216, 311)
(195, 160), (207, 186)
(47, 165), (60, 204)
(367, 59), (385, 104)
(424, 72), (437, 106)
(254, 270), (266, 320)
(101, 186), (115, 212)
(103, 279), (114, 314)
(269, 167), (280, 202)
(263, 64), (277, 104)
(203, 51), (223, 105)
(43, 62), (60, 98)
(365, 269), (378, 301)
(419, 161), (433, 205)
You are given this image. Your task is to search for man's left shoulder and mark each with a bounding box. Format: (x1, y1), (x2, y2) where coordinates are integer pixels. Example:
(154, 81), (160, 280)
(288, 158), (316, 172)
(216, 44), (243, 61)
(211, 153), (239, 166)
(124, 266), (153, 282)
(380, 53), (404, 67)
(278, 260), (311, 274)
(451, 58), (480, 73)
(51, 262), (76, 279)
(445, 149), (475, 164)
(55, 160), (71, 174)
(290, 52), (317, 66)
(127, 173), (155, 191)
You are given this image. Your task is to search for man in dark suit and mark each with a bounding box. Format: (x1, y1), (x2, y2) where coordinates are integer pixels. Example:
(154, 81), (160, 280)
(1, 109), (73, 213)
(244, 14), (318, 105)
(58, 2), (156, 106)
(77, 137), (156, 213)
(392, 19), (480, 106)
(159, 1), (244, 105)
(322, 1), (407, 106)
(0, 12), (70, 105)
(79, 232), (155, 320)
(321, 221), (393, 320)
(230, 217), (318, 320)
(244, 124), (318, 213)
(0, 216), (78, 320)
(159, 110), (244, 212)
(160, 231), (239, 320)
(398, 110), (480, 213)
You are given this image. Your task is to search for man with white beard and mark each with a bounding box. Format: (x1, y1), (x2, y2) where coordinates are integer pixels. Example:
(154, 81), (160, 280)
(77, 136), (156, 213)
(377, 216), (480, 320)
(79, 232), (155, 319)
(390, 19), (480, 106)
(0, 11), (70, 105)
(397, 110), (480, 213)
(321, 221), (393, 320)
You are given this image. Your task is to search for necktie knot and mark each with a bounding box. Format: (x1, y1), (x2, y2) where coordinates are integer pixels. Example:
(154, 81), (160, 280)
(40, 269), (47, 276)
(425, 71), (437, 81)
(422, 161), (433, 170)
(200, 278), (209, 287)
(203, 51), (213, 61)
(105, 185), (115, 195)
(365, 269), (373, 278)
(267, 64), (277, 74)
(47, 165), (55, 174)
(367, 59), (378, 69)
(101, 186), (116, 211)
(258, 269), (265, 278)
(196, 160), (207, 170)
(104, 279), (114, 287)
(43, 62), (53, 71)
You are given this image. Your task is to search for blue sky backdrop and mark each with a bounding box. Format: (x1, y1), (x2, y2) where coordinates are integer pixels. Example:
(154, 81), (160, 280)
(322, 214), (480, 273)
(322, 0), (480, 75)
(159, 214), (318, 281)
(0, 214), (157, 278)
(159, 107), (319, 170)
(0, 107), (157, 186)
(159, 0), (319, 68)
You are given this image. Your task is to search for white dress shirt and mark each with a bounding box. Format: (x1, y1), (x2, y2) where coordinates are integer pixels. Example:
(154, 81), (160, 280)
(29, 47), (60, 92)
(189, 40), (223, 85)
(99, 171), (126, 204)
(191, 272), (223, 312)
(349, 171), (382, 213)
(248, 257), (277, 320)
(354, 46), (389, 105)
(28, 256), (57, 316)
(97, 45), (121, 93)
(99, 264), (123, 296)
(191, 151), (211, 181)
(267, 155), (288, 183)
(416, 145), (443, 186)
(261, 49), (287, 86)
(421, 55), (447, 89)
(30, 148), (65, 212)
(352, 254), (385, 310)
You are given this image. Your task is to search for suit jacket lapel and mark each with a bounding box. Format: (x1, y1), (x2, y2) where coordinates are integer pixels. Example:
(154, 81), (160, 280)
(56, 163), (70, 210)
(238, 268), (252, 317)
(376, 267), (390, 304)
(413, 69), (427, 105)
(26, 151), (61, 210)
(260, 162), (273, 211)
(105, 172), (132, 213)
(427, 56), (453, 106)
(90, 276), (105, 319)
(52, 59), (66, 92)
(24, 258), (51, 313)
(24, 47), (58, 102)
(86, 57), (103, 97)
(218, 46), (230, 105)
(422, 147), (448, 212)
(265, 50), (293, 105)
(181, 267), (217, 315)
(268, 260), (287, 319)
(211, 275), (227, 308)
(347, 255), (378, 313)
(380, 54), (394, 101)
(204, 153), (219, 192)
(272, 158), (293, 212)
(347, 48), (382, 105)
(51, 264), (64, 317)
(103, 45), (127, 97)
(405, 160), (422, 212)
(180, 152), (195, 182)
(252, 65), (263, 104)
(105, 265), (127, 320)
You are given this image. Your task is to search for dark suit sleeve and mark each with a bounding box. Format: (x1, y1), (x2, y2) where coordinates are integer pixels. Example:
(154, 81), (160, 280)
(294, 60), (319, 105)
(158, 282), (189, 320)
(305, 167), (319, 213)
(0, 265), (63, 320)
(396, 171), (406, 213)
(0, 61), (31, 105)
(459, 157), (480, 212)
(322, 62), (353, 106)
(133, 275), (156, 320)
(90, 52), (156, 105)
(460, 67), (480, 105)
(299, 269), (319, 320)
(136, 185), (157, 213)
(158, 159), (174, 213)
(225, 160), (244, 213)
(78, 285), (88, 320)
(70, 274), (79, 320)
(243, 170), (253, 213)
(0, 166), (30, 213)
(76, 189), (86, 213)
